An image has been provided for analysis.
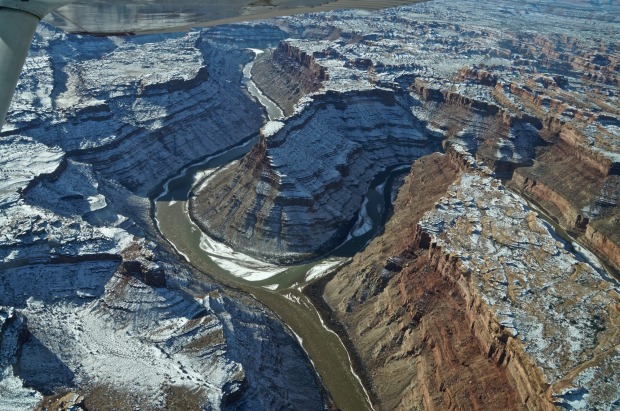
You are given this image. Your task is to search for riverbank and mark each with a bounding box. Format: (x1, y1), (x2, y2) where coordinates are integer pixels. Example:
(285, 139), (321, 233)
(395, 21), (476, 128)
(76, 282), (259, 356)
(153, 51), (376, 411)
(302, 265), (381, 408)
(154, 134), (414, 410)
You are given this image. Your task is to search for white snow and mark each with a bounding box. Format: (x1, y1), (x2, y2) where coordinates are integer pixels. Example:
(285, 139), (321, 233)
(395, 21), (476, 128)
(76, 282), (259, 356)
(305, 258), (344, 282)
(199, 233), (287, 282)
(419, 173), (620, 404)
(0, 368), (41, 411)
(262, 121), (285, 137)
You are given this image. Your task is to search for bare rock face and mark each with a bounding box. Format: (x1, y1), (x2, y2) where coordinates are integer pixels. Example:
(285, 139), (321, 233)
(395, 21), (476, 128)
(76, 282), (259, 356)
(324, 150), (620, 411)
(119, 243), (166, 287)
(191, 88), (440, 263)
(4, 26), (264, 197)
(322, 153), (529, 411)
(251, 42), (329, 116)
(322, 153), (513, 411)
(0, 23), (328, 411)
(508, 137), (620, 273)
(416, 172), (620, 410)
(205, 1), (620, 409)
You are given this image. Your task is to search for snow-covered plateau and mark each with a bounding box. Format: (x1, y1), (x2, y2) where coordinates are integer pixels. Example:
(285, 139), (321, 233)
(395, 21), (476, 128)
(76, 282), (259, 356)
(191, 0), (619, 409)
(0, 24), (327, 410)
(419, 172), (620, 410)
(0, 0), (619, 409)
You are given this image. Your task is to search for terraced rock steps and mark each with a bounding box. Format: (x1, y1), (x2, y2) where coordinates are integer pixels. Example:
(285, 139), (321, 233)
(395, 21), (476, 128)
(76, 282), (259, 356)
(0, 25), (328, 410)
(191, 88), (440, 264)
(190, 1), (620, 409)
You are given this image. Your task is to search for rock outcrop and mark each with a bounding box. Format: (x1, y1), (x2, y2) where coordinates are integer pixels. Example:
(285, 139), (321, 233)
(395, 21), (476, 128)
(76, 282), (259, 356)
(187, 1), (620, 409)
(251, 42), (329, 115)
(321, 153), (518, 411)
(1, 0), (619, 410)
(4, 27), (264, 197)
(191, 88), (440, 263)
(324, 151), (620, 410)
(0, 23), (328, 410)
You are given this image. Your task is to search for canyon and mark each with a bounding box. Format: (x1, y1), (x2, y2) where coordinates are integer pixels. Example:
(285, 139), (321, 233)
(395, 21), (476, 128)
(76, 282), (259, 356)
(0, 0), (619, 410)
(190, 88), (440, 264)
(192, 0), (619, 410)
(0, 25), (327, 410)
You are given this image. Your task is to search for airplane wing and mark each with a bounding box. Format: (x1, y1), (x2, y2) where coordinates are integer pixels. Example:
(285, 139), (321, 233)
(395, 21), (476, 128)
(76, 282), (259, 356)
(43, 0), (420, 35)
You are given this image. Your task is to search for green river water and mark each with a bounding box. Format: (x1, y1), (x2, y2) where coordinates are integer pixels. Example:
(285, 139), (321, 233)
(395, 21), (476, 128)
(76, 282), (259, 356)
(152, 50), (411, 411)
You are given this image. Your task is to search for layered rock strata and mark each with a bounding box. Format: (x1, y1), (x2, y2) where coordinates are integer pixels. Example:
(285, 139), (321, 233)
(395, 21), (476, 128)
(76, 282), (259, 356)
(1, 0), (619, 409)
(508, 137), (620, 273)
(321, 153), (522, 411)
(191, 88), (440, 263)
(4, 27), (264, 197)
(0, 24), (328, 410)
(203, 0), (620, 268)
(324, 151), (620, 410)
(188, 1), (620, 409)
(251, 42), (328, 116)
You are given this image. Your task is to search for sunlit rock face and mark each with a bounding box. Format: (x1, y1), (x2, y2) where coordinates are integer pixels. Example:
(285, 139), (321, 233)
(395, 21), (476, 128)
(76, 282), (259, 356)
(191, 88), (441, 263)
(0, 0), (619, 409)
(324, 151), (620, 411)
(0, 23), (327, 410)
(250, 41), (329, 116)
(187, 0), (620, 409)
(196, 0), (619, 269)
(419, 172), (620, 410)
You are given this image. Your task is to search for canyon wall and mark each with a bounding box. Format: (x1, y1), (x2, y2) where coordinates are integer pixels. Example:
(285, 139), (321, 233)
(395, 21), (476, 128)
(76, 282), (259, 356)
(191, 88), (441, 263)
(508, 136), (620, 273)
(190, 2), (620, 409)
(323, 151), (619, 410)
(4, 28), (265, 197)
(1, 0), (619, 409)
(251, 42), (328, 116)
(0, 24), (328, 410)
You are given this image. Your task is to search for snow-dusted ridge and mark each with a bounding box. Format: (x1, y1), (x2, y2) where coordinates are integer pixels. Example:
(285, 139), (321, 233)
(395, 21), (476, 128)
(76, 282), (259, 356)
(0, 24), (327, 410)
(191, 88), (441, 263)
(0, 0), (618, 408)
(419, 173), (620, 409)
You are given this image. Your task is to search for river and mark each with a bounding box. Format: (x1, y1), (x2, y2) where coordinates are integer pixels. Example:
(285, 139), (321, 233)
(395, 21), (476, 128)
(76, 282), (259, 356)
(153, 48), (620, 411)
(152, 49), (412, 411)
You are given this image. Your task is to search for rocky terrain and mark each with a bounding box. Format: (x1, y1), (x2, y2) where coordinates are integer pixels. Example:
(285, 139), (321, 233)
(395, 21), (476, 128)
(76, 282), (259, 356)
(1, 0), (619, 410)
(250, 42), (329, 116)
(191, 88), (441, 263)
(322, 152), (526, 411)
(196, 0), (620, 270)
(325, 148), (620, 410)
(190, 0), (620, 409)
(0, 24), (328, 410)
